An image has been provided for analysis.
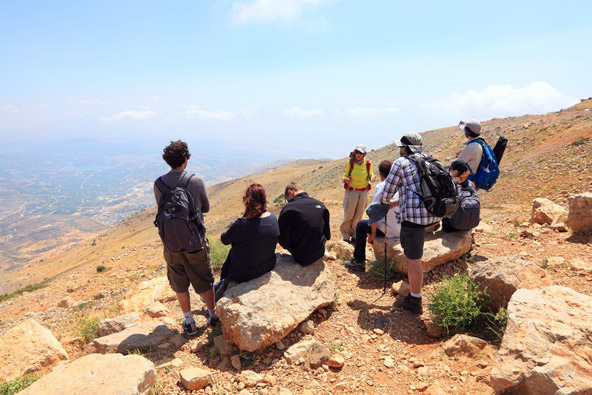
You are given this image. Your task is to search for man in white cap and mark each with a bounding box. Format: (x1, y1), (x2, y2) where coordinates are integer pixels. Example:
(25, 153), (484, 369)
(456, 119), (483, 176)
(379, 132), (441, 314)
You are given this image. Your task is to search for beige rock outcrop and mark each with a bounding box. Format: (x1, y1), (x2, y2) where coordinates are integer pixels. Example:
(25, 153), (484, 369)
(372, 230), (471, 273)
(217, 255), (336, 352)
(97, 312), (141, 337)
(179, 367), (213, 391)
(91, 320), (174, 354)
(568, 192), (592, 234)
(0, 319), (68, 381)
(444, 334), (487, 357)
(326, 239), (354, 261)
(18, 353), (155, 395)
(491, 286), (592, 394)
(530, 198), (567, 225)
(119, 277), (176, 315)
(470, 256), (553, 310)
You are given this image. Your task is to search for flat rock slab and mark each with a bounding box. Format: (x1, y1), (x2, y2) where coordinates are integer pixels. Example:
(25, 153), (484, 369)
(91, 320), (174, 354)
(217, 255), (336, 352)
(491, 286), (592, 395)
(18, 353), (155, 395)
(372, 230), (471, 273)
(0, 319), (68, 381)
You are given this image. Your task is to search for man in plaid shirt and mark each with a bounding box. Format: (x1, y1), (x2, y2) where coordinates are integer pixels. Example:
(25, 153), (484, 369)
(380, 132), (441, 314)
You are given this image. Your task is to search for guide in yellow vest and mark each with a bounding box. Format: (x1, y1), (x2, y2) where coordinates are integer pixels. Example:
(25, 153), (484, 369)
(340, 145), (375, 242)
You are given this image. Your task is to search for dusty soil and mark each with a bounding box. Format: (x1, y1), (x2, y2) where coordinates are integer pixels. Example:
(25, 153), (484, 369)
(2, 204), (591, 395)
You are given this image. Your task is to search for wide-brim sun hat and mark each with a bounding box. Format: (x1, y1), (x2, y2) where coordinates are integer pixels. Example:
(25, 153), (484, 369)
(354, 145), (367, 154)
(366, 201), (390, 225)
(394, 132), (423, 153)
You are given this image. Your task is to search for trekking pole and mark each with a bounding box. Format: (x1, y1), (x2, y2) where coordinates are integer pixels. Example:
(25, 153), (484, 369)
(383, 214), (387, 294)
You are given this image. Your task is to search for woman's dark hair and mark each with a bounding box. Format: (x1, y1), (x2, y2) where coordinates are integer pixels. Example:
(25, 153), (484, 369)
(243, 183), (267, 220)
(378, 160), (393, 179)
(162, 140), (191, 168)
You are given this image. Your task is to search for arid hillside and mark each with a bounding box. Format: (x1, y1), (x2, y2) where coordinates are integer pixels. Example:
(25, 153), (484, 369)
(1, 99), (591, 296)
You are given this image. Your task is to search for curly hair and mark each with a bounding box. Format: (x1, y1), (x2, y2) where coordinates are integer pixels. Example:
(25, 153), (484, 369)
(162, 140), (191, 168)
(243, 183), (267, 220)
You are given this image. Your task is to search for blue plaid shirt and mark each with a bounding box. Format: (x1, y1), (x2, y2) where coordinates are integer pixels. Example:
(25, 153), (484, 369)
(381, 153), (440, 225)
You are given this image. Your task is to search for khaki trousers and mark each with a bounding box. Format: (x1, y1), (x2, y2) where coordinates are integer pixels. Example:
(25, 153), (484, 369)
(340, 189), (370, 240)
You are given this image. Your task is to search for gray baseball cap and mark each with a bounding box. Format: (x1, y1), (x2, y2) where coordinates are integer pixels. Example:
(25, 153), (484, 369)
(459, 119), (481, 136)
(394, 132), (423, 153)
(366, 201), (390, 225)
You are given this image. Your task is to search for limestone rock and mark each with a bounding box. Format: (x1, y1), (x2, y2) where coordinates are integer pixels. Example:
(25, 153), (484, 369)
(569, 258), (591, 272)
(491, 286), (592, 394)
(240, 370), (264, 387)
(444, 334), (487, 357)
(144, 301), (170, 318)
(179, 367), (213, 390)
(530, 198), (568, 225)
(299, 320), (315, 335)
(326, 239), (354, 261)
(328, 354), (345, 369)
(284, 339), (330, 369)
(97, 312), (141, 337)
(217, 255), (336, 351)
(470, 256), (553, 310)
(119, 277), (176, 316)
(91, 320), (174, 354)
(231, 355), (242, 370)
(391, 280), (410, 296)
(57, 297), (73, 308)
(0, 319), (68, 381)
(18, 353), (155, 395)
(214, 334), (233, 357)
(372, 230), (471, 274)
(568, 192), (592, 234)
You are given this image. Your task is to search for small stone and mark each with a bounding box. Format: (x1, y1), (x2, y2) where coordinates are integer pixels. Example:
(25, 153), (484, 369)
(231, 355), (242, 370)
(328, 354), (345, 369)
(299, 320), (315, 335)
(191, 340), (206, 353)
(373, 328), (384, 336)
(384, 356), (394, 368)
(276, 340), (286, 350)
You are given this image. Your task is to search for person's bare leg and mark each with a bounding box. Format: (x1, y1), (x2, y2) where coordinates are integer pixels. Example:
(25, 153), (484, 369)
(176, 291), (191, 313)
(200, 287), (215, 310)
(406, 258), (423, 295)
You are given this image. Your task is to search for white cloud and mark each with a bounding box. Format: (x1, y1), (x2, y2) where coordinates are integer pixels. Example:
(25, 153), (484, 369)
(283, 107), (324, 117)
(101, 109), (159, 122)
(184, 106), (235, 121)
(3, 105), (19, 113)
(146, 96), (160, 102)
(345, 107), (403, 117)
(231, 0), (329, 23)
(70, 99), (103, 105)
(423, 82), (577, 119)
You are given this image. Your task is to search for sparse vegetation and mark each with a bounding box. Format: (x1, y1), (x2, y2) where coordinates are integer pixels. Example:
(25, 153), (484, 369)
(328, 341), (342, 352)
(239, 351), (256, 367)
(73, 316), (101, 343)
(0, 283), (48, 303)
(125, 347), (155, 361)
(368, 258), (396, 282)
(540, 258), (549, 269)
(96, 264), (108, 273)
(209, 238), (231, 270)
(0, 375), (40, 395)
(501, 232), (517, 240)
(570, 137), (590, 147)
(149, 376), (165, 395)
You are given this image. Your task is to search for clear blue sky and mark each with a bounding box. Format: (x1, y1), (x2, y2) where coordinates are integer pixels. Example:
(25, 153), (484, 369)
(1, 0), (590, 159)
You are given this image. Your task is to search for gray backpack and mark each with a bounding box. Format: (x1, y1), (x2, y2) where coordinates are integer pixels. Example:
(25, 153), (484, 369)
(154, 173), (205, 253)
(443, 183), (480, 231)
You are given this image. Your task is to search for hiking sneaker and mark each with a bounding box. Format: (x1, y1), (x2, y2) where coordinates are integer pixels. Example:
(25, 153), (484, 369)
(344, 259), (365, 272)
(207, 316), (220, 328)
(183, 321), (198, 336)
(395, 294), (423, 315)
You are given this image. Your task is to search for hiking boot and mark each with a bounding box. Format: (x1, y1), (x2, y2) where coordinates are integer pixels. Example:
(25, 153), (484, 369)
(183, 321), (198, 336)
(395, 294), (423, 315)
(344, 259), (365, 272)
(207, 316), (220, 328)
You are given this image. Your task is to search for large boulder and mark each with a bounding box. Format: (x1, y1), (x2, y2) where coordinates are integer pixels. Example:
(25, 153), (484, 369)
(530, 198), (567, 225)
(97, 312), (141, 337)
(0, 319), (68, 381)
(91, 320), (175, 354)
(18, 353), (155, 395)
(372, 230), (471, 273)
(470, 256), (553, 310)
(119, 277), (176, 316)
(216, 255), (336, 352)
(568, 192), (592, 234)
(491, 286), (592, 394)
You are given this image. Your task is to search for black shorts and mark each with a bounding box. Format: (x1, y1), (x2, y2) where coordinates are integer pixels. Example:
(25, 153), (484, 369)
(400, 221), (433, 260)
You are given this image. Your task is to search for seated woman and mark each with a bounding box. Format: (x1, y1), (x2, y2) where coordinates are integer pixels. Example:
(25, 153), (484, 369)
(215, 183), (279, 300)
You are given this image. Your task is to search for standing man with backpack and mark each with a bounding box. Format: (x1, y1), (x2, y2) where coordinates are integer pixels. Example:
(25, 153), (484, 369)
(154, 140), (218, 336)
(456, 119), (500, 191)
(340, 145), (376, 243)
(379, 133), (441, 314)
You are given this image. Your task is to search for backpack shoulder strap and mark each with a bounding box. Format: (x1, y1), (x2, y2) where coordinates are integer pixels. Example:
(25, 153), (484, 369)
(155, 176), (171, 194)
(467, 138), (486, 148)
(366, 159), (371, 180)
(348, 159), (354, 177)
(177, 172), (195, 188)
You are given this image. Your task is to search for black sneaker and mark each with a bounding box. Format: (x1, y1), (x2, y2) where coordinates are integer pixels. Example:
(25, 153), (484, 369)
(395, 294), (423, 315)
(344, 259), (365, 272)
(207, 316), (220, 328)
(183, 321), (198, 336)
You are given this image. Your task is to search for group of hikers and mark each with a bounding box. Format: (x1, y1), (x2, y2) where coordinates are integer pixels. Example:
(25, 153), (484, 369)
(154, 119), (498, 335)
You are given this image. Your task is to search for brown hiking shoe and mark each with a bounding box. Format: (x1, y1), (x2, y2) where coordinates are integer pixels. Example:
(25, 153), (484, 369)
(395, 294), (423, 315)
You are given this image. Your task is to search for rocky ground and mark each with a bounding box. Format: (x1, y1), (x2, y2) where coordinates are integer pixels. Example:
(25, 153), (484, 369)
(1, 204), (591, 394)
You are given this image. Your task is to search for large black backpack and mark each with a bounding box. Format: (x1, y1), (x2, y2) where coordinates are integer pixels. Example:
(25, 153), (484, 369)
(409, 154), (460, 218)
(444, 183), (481, 231)
(154, 173), (205, 253)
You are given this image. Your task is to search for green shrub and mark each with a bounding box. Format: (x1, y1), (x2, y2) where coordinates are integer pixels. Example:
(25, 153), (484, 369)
(209, 238), (231, 270)
(0, 283), (48, 303)
(96, 264), (108, 273)
(368, 259), (396, 282)
(428, 274), (489, 333)
(239, 351), (256, 367)
(74, 316), (101, 343)
(0, 374), (39, 395)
